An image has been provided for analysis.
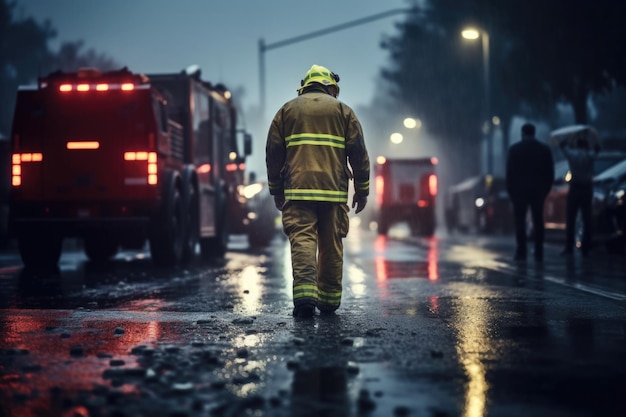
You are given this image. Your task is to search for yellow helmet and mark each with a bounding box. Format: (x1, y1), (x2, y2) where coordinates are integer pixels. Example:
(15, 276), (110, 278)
(298, 64), (340, 96)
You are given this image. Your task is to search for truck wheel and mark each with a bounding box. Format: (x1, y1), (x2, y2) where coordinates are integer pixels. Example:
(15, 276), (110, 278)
(18, 234), (63, 270)
(200, 189), (228, 259)
(419, 221), (436, 237)
(416, 209), (436, 237)
(84, 235), (118, 263)
(377, 218), (389, 235)
(181, 179), (199, 264)
(150, 183), (184, 266)
(248, 225), (274, 248)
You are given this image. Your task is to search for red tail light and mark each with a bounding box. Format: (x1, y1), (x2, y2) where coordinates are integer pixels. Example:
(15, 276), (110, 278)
(418, 173), (437, 206)
(375, 175), (384, 207)
(429, 174), (438, 196)
(12, 153), (44, 187)
(124, 151), (158, 185)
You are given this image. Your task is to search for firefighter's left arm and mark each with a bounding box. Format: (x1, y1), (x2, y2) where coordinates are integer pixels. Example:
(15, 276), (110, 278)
(345, 111), (370, 197)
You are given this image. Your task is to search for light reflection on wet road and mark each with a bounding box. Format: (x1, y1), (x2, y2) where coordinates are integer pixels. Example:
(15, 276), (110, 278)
(0, 227), (625, 416)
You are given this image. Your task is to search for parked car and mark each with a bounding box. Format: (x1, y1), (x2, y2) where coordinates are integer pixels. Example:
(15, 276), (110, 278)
(603, 178), (626, 254)
(237, 178), (281, 248)
(592, 159), (626, 253)
(445, 174), (513, 234)
(544, 151), (626, 235)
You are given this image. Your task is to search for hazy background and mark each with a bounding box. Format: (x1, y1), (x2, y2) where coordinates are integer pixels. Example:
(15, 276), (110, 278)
(14, 0), (411, 152)
(7, 0), (626, 198)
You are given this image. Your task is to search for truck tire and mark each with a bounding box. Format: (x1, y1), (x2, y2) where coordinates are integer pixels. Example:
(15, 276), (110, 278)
(415, 209), (436, 237)
(200, 186), (228, 259)
(419, 220), (436, 237)
(18, 234), (63, 270)
(181, 172), (199, 264)
(248, 225), (274, 248)
(84, 235), (118, 263)
(150, 175), (184, 267)
(377, 214), (389, 236)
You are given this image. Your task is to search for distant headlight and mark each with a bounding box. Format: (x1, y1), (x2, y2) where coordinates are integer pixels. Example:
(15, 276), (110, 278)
(475, 197), (485, 208)
(241, 183), (264, 199)
(606, 189), (624, 207)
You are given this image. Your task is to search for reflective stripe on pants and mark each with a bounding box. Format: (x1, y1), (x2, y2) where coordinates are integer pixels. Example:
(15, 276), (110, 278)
(282, 201), (349, 309)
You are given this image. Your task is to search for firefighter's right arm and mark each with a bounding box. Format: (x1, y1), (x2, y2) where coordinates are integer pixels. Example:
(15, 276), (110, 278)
(351, 194), (367, 214)
(266, 113), (287, 197)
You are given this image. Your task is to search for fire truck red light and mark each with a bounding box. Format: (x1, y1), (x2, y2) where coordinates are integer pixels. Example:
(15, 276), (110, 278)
(197, 164), (211, 174)
(96, 84), (109, 91)
(59, 84), (72, 92)
(67, 142), (100, 150)
(121, 83), (135, 91)
(429, 174), (438, 196)
(76, 84), (90, 92)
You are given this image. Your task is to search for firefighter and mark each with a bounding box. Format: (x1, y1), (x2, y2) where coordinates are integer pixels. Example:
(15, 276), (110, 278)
(266, 64), (370, 318)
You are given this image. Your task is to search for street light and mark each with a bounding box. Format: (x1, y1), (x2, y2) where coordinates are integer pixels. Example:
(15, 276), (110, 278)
(461, 26), (491, 174)
(258, 8), (416, 118)
(390, 117), (421, 146)
(390, 132), (404, 144)
(403, 117), (422, 129)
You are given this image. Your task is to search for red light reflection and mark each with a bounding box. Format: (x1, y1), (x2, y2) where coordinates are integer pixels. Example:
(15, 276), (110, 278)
(0, 306), (175, 417)
(373, 235), (439, 281)
(427, 236), (439, 281)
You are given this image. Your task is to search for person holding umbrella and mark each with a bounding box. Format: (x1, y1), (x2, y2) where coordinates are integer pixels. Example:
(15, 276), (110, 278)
(555, 125), (601, 257)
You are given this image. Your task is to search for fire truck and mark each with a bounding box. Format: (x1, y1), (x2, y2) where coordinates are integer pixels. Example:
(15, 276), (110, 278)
(374, 156), (438, 236)
(8, 67), (251, 268)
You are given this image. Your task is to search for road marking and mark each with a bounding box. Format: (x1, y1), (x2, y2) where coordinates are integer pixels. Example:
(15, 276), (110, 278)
(542, 274), (626, 301)
(483, 263), (626, 302)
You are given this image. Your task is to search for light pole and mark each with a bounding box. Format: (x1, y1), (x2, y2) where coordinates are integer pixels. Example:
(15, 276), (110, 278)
(461, 27), (491, 174)
(258, 8), (416, 118)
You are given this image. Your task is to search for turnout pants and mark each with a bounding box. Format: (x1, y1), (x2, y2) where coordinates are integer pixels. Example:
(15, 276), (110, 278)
(281, 201), (350, 312)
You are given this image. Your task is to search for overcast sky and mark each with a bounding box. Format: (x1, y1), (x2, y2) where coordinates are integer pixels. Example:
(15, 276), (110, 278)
(15, 0), (411, 125)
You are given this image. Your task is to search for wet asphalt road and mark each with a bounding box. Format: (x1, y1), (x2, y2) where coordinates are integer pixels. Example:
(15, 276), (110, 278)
(0, 225), (625, 417)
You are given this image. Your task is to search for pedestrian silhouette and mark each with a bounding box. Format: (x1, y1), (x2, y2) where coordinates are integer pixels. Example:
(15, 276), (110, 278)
(506, 123), (555, 262)
(558, 132), (600, 257)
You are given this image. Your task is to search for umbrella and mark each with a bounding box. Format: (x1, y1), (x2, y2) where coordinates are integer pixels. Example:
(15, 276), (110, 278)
(549, 124), (600, 147)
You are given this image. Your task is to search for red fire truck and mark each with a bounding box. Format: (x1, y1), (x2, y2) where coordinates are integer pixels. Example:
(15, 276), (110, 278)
(8, 67), (251, 268)
(375, 156), (438, 236)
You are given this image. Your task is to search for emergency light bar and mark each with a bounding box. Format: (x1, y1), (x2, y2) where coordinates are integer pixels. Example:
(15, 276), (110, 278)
(57, 83), (139, 92)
